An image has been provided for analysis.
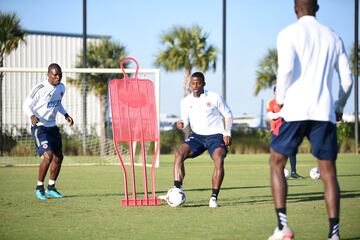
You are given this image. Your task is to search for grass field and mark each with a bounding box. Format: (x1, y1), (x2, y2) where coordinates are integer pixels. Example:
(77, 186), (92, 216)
(0, 154), (359, 240)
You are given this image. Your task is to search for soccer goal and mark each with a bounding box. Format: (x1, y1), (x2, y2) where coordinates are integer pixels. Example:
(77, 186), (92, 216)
(0, 66), (160, 167)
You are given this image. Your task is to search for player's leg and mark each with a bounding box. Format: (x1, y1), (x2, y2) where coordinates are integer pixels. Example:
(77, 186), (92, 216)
(173, 143), (192, 188)
(45, 127), (64, 198)
(268, 120), (303, 239)
(31, 126), (53, 200)
(207, 134), (227, 208)
(35, 151), (54, 200)
(289, 154), (303, 179)
(309, 121), (339, 239)
(208, 147), (225, 208)
(318, 160), (340, 239)
(210, 147), (225, 190)
(269, 150), (288, 209)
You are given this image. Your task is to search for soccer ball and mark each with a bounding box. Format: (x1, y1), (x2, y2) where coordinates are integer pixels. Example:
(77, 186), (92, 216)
(310, 167), (321, 180)
(166, 187), (186, 207)
(284, 168), (291, 179)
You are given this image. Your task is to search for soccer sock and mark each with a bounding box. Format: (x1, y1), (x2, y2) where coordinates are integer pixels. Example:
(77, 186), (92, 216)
(174, 180), (182, 189)
(37, 181), (44, 186)
(211, 189), (219, 199)
(48, 179), (56, 186)
(328, 218), (340, 238)
(275, 208), (288, 230)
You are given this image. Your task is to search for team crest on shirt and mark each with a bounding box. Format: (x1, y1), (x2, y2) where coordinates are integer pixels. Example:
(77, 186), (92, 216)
(42, 143), (48, 149)
(206, 102), (211, 107)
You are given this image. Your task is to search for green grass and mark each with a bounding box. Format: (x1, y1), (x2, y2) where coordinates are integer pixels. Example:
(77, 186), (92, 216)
(0, 154), (359, 240)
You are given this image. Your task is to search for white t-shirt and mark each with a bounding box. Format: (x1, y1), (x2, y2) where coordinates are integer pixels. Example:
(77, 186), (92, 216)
(23, 80), (67, 127)
(180, 90), (233, 136)
(276, 16), (353, 123)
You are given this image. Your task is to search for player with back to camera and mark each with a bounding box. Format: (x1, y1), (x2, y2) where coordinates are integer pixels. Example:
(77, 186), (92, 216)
(170, 72), (233, 208)
(267, 0), (353, 239)
(266, 86), (303, 179)
(23, 63), (74, 201)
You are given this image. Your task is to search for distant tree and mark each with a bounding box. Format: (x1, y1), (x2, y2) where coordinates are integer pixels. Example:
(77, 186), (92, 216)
(68, 38), (128, 155)
(0, 12), (25, 155)
(254, 48), (277, 96)
(155, 25), (217, 96)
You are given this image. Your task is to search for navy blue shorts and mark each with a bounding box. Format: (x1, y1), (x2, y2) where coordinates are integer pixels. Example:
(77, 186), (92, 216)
(270, 120), (338, 161)
(184, 133), (227, 158)
(31, 125), (62, 156)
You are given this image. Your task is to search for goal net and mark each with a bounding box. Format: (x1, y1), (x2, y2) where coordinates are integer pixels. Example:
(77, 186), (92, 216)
(0, 67), (160, 167)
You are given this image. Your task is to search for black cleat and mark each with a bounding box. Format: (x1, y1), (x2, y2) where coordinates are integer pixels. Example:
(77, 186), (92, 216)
(290, 172), (304, 179)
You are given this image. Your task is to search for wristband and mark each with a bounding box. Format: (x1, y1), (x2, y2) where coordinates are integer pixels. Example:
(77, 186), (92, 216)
(64, 113), (70, 119)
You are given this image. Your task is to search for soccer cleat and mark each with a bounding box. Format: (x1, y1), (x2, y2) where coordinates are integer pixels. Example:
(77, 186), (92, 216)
(268, 226), (294, 240)
(290, 172), (304, 179)
(328, 234), (340, 240)
(35, 187), (47, 201)
(45, 187), (64, 198)
(209, 197), (218, 208)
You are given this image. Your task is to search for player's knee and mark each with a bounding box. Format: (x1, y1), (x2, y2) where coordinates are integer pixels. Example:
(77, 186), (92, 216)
(55, 153), (64, 164)
(42, 151), (54, 163)
(269, 151), (286, 168)
(175, 146), (189, 161)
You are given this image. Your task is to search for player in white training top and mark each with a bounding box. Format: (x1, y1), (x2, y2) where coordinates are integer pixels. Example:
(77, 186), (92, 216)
(171, 72), (233, 208)
(267, 1), (353, 239)
(23, 63), (74, 201)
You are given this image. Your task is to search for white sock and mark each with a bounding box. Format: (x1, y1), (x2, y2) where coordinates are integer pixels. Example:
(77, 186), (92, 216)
(37, 181), (44, 186)
(48, 179), (56, 185)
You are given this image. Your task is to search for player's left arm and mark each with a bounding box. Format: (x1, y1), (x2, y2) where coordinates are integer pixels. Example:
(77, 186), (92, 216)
(58, 102), (74, 127)
(334, 39), (353, 120)
(217, 95), (233, 146)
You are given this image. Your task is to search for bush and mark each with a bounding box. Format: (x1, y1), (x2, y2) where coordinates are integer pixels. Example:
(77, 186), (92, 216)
(160, 129), (184, 154)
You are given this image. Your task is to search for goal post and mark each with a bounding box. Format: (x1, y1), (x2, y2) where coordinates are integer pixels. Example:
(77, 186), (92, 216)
(0, 67), (160, 167)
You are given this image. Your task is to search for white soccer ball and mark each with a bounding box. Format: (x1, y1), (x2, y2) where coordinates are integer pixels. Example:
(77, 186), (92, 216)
(166, 187), (186, 207)
(284, 168), (290, 179)
(310, 167), (321, 180)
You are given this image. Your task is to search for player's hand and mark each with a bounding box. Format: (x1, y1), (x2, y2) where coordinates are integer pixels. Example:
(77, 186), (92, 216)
(176, 120), (184, 129)
(30, 115), (39, 126)
(66, 115), (74, 127)
(335, 112), (343, 122)
(223, 136), (232, 146)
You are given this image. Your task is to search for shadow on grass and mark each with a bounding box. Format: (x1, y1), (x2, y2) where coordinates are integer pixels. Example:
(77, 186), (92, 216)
(64, 187), (360, 208)
(185, 190), (360, 208)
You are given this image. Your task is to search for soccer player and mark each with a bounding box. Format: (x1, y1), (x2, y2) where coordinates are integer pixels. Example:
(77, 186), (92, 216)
(172, 72), (233, 208)
(267, 0), (353, 239)
(266, 86), (303, 179)
(23, 63), (74, 201)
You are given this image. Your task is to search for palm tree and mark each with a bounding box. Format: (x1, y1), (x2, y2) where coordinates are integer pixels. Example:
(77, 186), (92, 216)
(254, 48), (277, 96)
(155, 25), (217, 96)
(68, 38), (128, 155)
(0, 12), (25, 155)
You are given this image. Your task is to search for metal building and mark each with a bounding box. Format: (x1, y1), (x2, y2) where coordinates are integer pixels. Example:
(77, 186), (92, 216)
(3, 30), (109, 135)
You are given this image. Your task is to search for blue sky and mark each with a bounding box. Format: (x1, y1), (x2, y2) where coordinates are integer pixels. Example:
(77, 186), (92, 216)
(0, 0), (356, 117)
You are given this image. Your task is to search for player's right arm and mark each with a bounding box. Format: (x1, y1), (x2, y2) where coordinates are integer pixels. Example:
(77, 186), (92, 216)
(23, 83), (42, 125)
(179, 98), (189, 130)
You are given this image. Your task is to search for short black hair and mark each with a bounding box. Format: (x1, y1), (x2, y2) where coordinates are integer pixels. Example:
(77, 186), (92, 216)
(191, 72), (205, 82)
(48, 63), (62, 73)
